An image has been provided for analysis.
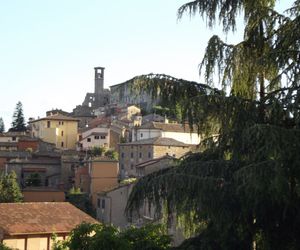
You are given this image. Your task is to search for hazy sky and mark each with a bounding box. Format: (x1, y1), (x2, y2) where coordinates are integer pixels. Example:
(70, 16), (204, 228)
(0, 0), (293, 130)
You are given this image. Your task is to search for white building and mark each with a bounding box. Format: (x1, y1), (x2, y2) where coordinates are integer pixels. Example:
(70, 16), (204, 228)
(132, 122), (200, 145)
(78, 127), (109, 150)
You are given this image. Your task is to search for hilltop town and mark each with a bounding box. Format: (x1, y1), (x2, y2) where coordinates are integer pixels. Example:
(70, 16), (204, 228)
(0, 67), (200, 249)
(1, 0), (299, 248)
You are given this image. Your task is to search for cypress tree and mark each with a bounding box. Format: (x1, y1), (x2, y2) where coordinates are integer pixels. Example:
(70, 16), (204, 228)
(10, 101), (26, 132)
(0, 171), (23, 203)
(0, 118), (4, 133)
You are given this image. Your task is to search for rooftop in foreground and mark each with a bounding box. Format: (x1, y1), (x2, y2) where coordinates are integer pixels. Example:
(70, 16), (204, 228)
(0, 202), (98, 236)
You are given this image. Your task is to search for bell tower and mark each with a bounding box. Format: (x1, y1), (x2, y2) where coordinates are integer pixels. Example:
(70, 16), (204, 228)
(94, 67), (105, 95)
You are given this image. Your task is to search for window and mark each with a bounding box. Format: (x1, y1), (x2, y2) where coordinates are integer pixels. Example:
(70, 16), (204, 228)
(101, 199), (105, 209)
(61, 131), (64, 136)
(62, 121), (64, 125)
(97, 199), (101, 208)
(87, 138), (91, 142)
(95, 136), (99, 139)
(131, 152), (134, 158)
(12, 137), (16, 141)
(140, 133), (143, 138)
(121, 152), (124, 158)
(61, 142), (64, 147)
(47, 121), (51, 128)
(139, 152), (142, 158)
(101, 135), (106, 139)
(121, 164), (124, 169)
(148, 152), (151, 158)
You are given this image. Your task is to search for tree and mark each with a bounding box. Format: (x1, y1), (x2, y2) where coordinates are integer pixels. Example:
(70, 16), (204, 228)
(10, 101), (26, 132)
(104, 149), (118, 160)
(25, 172), (42, 187)
(52, 222), (171, 250)
(0, 117), (5, 133)
(0, 243), (12, 250)
(126, 1), (300, 249)
(0, 171), (23, 203)
(90, 146), (106, 157)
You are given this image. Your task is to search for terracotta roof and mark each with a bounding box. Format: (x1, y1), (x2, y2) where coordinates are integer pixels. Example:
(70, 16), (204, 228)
(0, 202), (98, 236)
(29, 114), (80, 123)
(138, 122), (197, 133)
(119, 137), (191, 147)
(88, 117), (111, 128)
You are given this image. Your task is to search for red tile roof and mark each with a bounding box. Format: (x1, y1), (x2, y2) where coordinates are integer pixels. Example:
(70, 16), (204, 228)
(0, 202), (98, 236)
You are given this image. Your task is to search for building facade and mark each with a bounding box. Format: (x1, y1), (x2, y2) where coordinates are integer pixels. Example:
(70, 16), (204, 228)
(29, 114), (79, 150)
(119, 137), (193, 178)
(78, 127), (110, 150)
(74, 158), (119, 208)
(132, 121), (201, 145)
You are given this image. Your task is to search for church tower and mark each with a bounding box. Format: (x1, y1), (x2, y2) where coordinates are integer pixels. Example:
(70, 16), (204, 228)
(94, 67), (104, 95)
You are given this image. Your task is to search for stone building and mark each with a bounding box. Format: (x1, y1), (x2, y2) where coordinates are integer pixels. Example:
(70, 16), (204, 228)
(135, 155), (175, 177)
(7, 155), (62, 189)
(119, 137), (193, 178)
(72, 67), (110, 126)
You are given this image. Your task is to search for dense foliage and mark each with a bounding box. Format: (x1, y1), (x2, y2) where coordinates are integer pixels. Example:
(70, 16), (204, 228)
(126, 0), (300, 249)
(9, 101), (26, 132)
(0, 171), (23, 203)
(0, 243), (12, 250)
(52, 222), (171, 250)
(25, 172), (42, 187)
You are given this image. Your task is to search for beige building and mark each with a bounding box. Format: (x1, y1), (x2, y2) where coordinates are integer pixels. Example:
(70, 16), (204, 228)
(97, 183), (135, 228)
(0, 202), (97, 250)
(97, 181), (185, 246)
(119, 137), (193, 178)
(29, 114), (79, 150)
(74, 158), (119, 208)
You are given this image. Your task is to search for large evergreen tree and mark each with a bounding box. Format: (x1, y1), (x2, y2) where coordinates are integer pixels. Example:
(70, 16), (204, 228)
(0, 117), (5, 133)
(126, 1), (300, 249)
(0, 171), (23, 203)
(10, 101), (26, 132)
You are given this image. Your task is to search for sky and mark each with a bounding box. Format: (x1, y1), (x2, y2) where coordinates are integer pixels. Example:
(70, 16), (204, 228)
(0, 0), (293, 131)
